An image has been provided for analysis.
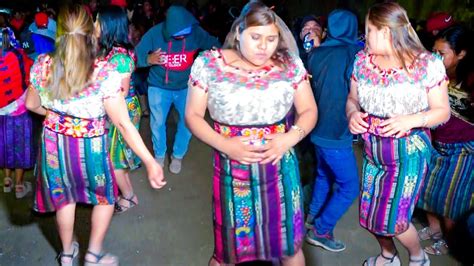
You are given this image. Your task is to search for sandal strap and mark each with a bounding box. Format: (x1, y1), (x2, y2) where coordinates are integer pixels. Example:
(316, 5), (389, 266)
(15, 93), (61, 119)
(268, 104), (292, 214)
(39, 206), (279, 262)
(86, 250), (107, 262)
(58, 242), (79, 262)
(409, 252), (429, 265)
(114, 193), (137, 213)
(121, 193), (137, 206)
(380, 250), (398, 262)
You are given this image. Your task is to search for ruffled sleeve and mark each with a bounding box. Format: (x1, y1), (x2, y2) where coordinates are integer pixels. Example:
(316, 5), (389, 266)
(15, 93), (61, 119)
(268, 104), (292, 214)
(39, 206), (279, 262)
(423, 53), (448, 91)
(108, 53), (135, 75)
(289, 55), (308, 89)
(188, 51), (210, 92)
(97, 63), (122, 99)
(351, 50), (366, 82)
(29, 54), (51, 93)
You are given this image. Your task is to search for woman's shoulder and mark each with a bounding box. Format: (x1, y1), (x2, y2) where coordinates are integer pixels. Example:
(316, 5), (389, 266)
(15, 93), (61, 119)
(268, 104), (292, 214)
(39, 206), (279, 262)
(197, 48), (220, 59)
(417, 51), (441, 62)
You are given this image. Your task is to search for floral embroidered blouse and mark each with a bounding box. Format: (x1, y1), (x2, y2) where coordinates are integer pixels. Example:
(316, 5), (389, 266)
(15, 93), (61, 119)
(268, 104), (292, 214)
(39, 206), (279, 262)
(352, 50), (447, 118)
(30, 54), (121, 119)
(101, 47), (137, 97)
(189, 49), (307, 126)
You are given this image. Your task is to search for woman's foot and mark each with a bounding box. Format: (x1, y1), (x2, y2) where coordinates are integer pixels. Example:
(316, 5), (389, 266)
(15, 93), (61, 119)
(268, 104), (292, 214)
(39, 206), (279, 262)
(58, 241), (79, 266)
(114, 193), (138, 214)
(424, 239), (449, 256)
(3, 177), (12, 193)
(15, 181), (32, 199)
(363, 251), (400, 266)
(418, 227), (442, 241)
(84, 250), (119, 266)
(409, 251), (430, 266)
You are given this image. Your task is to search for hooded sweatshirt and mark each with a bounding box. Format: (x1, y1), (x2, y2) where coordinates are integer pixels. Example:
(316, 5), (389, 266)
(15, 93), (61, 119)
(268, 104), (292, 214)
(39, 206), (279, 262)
(135, 5), (220, 90)
(308, 9), (362, 148)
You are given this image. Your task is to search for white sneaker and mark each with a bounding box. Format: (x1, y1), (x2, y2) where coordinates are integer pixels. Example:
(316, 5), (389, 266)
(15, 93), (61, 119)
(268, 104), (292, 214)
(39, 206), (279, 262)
(15, 181), (32, 199)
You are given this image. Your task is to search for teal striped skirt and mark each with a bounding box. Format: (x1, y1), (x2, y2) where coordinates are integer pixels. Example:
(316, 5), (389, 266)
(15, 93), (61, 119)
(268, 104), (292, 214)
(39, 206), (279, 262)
(34, 111), (118, 212)
(360, 129), (431, 236)
(417, 140), (474, 220)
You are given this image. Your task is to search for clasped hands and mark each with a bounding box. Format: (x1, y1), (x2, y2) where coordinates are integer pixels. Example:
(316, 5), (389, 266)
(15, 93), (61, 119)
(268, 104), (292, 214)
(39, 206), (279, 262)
(348, 111), (417, 138)
(223, 133), (296, 165)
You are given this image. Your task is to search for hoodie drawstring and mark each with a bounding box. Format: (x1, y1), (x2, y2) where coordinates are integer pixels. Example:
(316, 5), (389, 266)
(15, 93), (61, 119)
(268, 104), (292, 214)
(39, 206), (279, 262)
(165, 40), (171, 84)
(165, 38), (186, 85)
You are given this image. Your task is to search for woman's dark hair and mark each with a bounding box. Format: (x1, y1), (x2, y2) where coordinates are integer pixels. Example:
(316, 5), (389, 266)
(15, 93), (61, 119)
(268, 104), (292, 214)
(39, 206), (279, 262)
(437, 25), (472, 88)
(97, 5), (131, 57)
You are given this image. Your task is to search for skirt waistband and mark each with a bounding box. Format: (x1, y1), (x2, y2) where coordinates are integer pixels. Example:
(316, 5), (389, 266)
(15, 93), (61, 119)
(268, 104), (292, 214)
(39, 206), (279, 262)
(214, 122), (286, 146)
(364, 114), (424, 138)
(44, 110), (106, 138)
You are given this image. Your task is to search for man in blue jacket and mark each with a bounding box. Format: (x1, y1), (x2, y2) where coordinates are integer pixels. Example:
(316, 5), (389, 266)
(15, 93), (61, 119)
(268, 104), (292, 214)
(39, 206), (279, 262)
(305, 9), (362, 252)
(135, 5), (220, 174)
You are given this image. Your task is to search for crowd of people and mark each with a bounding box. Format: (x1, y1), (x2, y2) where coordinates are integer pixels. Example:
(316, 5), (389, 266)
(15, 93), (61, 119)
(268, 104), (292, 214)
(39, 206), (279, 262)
(0, 0), (472, 265)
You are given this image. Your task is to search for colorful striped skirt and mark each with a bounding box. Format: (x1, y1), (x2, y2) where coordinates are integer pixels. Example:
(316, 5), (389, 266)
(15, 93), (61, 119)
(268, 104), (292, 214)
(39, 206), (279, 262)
(212, 122), (304, 264)
(417, 140), (474, 220)
(34, 111), (118, 213)
(359, 118), (432, 236)
(0, 112), (35, 169)
(108, 95), (141, 170)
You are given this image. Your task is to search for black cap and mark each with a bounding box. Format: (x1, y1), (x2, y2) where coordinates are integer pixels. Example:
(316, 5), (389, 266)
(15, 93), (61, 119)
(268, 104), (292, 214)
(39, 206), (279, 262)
(300, 15), (320, 29)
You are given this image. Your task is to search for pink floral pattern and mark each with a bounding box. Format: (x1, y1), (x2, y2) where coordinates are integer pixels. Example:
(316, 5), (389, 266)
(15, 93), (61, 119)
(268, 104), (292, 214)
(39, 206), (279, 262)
(189, 49), (308, 126)
(30, 54), (122, 119)
(43, 110), (106, 138)
(352, 50), (448, 118)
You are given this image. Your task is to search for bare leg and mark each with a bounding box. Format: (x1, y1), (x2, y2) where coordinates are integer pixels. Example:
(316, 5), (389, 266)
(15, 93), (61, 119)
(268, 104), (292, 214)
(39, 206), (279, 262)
(3, 169), (13, 191)
(367, 235), (398, 266)
(443, 217), (455, 235)
(114, 169), (138, 208)
(426, 212), (442, 235)
(14, 168), (25, 187)
(5, 169), (12, 178)
(85, 204), (116, 263)
(395, 223), (427, 265)
(282, 249), (305, 266)
(56, 203), (77, 263)
(208, 257), (220, 266)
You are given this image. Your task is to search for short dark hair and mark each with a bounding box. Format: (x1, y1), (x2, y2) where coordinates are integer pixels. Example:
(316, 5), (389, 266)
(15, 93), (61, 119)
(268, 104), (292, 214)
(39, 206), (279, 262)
(300, 15), (320, 30)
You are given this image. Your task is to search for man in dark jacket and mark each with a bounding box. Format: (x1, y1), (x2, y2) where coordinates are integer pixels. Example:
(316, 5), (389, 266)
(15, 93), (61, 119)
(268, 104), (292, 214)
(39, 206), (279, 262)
(135, 5), (220, 174)
(305, 9), (362, 252)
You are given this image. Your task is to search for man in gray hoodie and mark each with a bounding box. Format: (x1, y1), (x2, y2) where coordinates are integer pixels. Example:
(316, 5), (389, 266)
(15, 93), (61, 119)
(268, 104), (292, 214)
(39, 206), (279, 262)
(135, 5), (220, 174)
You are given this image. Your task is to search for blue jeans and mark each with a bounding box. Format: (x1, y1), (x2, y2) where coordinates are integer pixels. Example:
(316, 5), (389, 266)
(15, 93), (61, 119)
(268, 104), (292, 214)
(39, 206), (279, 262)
(309, 145), (359, 234)
(148, 86), (192, 159)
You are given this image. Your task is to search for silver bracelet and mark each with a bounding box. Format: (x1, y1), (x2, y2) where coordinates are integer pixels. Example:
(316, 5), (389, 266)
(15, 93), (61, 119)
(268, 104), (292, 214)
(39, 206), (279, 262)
(291, 125), (306, 140)
(421, 113), (428, 127)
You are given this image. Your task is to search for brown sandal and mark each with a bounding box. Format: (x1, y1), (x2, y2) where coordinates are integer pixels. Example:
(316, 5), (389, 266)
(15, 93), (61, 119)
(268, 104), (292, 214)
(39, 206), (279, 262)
(114, 193), (138, 214)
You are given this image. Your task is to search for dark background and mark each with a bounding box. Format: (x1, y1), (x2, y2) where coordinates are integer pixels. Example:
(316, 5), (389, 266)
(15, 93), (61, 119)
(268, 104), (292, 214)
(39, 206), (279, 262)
(2, 0), (473, 26)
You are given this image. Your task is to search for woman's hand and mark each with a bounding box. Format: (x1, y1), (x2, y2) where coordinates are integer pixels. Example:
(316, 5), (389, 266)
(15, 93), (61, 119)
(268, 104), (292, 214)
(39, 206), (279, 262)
(145, 160), (166, 189)
(260, 132), (298, 165)
(348, 111), (369, 134)
(380, 115), (417, 138)
(222, 137), (265, 165)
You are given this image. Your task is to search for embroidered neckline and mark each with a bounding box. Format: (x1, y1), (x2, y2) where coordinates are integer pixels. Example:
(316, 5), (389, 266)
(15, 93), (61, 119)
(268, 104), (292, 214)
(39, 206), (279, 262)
(214, 48), (276, 75)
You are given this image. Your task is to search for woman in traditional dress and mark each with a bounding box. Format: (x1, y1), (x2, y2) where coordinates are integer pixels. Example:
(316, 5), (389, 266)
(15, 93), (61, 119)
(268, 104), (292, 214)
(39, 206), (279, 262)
(0, 26), (34, 199)
(25, 5), (165, 266)
(96, 6), (141, 213)
(185, 1), (317, 265)
(417, 25), (474, 256)
(346, 2), (451, 265)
